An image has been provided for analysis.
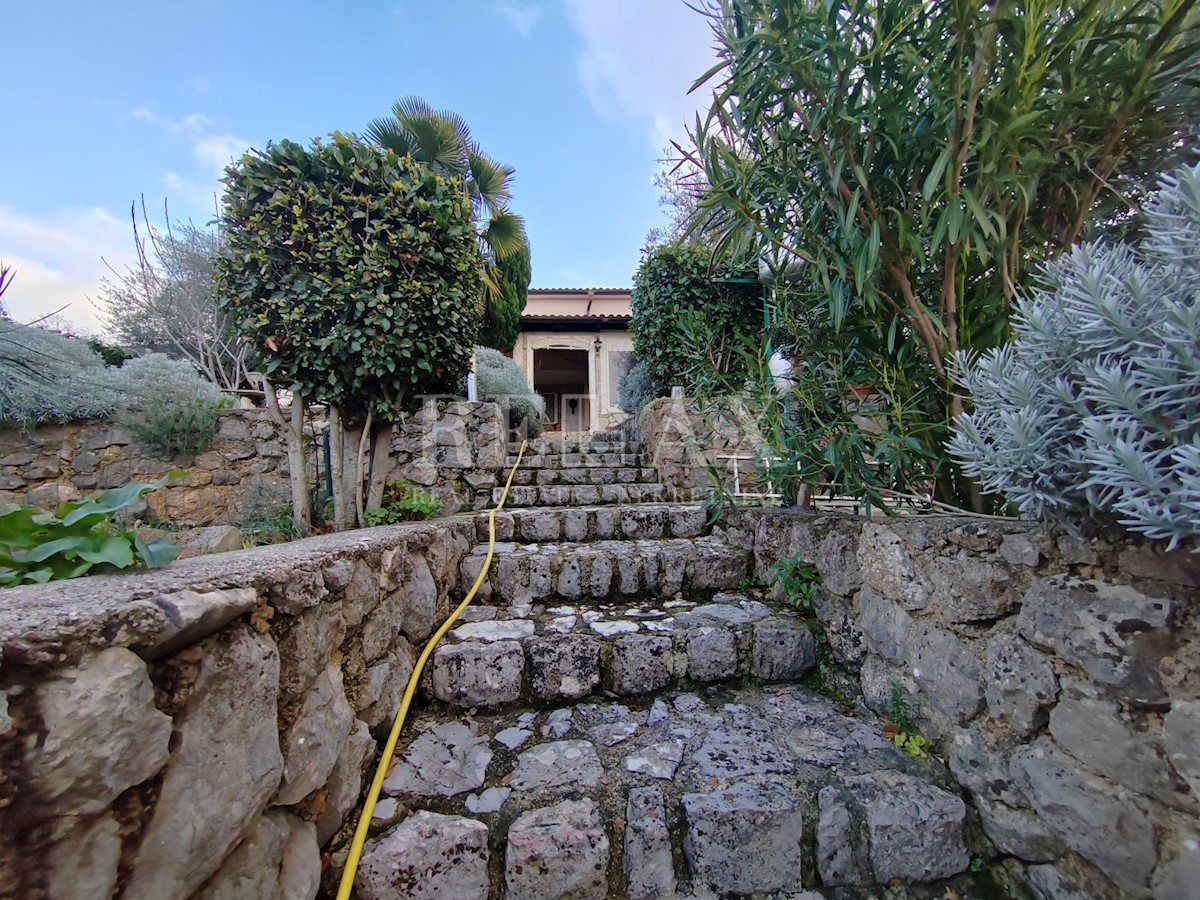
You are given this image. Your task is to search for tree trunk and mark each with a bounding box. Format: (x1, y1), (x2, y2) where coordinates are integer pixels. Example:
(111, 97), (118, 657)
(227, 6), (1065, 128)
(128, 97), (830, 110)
(329, 407), (352, 531)
(366, 425), (393, 511)
(260, 377), (311, 533)
(286, 395), (312, 533)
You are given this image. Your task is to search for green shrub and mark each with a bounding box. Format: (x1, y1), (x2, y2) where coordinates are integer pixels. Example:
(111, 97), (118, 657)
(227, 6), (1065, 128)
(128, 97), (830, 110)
(112, 354), (230, 458)
(630, 243), (760, 396)
(951, 164), (1200, 549)
(217, 134), (483, 418)
(0, 477), (180, 586)
(768, 555), (820, 609)
(617, 359), (658, 414)
(474, 346), (545, 436)
(364, 479), (440, 526)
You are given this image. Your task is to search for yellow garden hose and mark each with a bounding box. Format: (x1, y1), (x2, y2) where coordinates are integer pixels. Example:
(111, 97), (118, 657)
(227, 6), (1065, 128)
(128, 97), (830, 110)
(335, 439), (527, 899)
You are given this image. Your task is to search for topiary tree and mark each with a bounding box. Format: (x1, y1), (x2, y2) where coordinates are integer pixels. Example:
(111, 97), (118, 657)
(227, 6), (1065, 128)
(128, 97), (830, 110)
(951, 164), (1200, 550)
(217, 133), (483, 530)
(630, 243), (761, 397)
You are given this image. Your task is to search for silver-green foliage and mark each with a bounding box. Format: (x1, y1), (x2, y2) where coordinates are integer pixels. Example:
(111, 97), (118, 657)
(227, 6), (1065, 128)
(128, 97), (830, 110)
(473, 346), (545, 433)
(951, 165), (1200, 548)
(0, 327), (122, 423)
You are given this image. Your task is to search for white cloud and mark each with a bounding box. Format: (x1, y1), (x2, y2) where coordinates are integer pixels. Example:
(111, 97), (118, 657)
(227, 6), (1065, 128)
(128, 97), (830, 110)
(498, 0), (542, 37)
(0, 206), (135, 334)
(129, 106), (249, 217)
(193, 133), (249, 177)
(564, 0), (719, 148)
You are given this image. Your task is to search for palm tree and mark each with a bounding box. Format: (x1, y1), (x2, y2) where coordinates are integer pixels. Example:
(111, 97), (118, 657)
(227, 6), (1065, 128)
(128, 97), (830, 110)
(366, 97), (528, 300)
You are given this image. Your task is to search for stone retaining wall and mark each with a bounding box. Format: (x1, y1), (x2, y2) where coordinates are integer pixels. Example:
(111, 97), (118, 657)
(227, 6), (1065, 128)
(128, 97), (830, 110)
(730, 507), (1200, 898)
(0, 400), (507, 525)
(0, 410), (294, 525)
(385, 400), (505, 514)
(636, 397), (763, 500)
(0, 519), (474, 900)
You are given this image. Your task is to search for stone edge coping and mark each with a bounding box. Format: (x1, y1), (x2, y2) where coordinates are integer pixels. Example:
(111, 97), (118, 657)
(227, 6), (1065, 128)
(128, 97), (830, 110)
(0, 519), (474, 671)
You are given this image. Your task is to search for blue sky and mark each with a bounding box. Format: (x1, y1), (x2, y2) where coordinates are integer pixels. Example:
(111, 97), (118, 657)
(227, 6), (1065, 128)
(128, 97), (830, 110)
(2, 1), (716, 333)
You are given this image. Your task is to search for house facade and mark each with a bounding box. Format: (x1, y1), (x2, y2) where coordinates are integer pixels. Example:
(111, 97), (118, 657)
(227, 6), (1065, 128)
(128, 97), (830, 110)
(512, 288), (633, 433)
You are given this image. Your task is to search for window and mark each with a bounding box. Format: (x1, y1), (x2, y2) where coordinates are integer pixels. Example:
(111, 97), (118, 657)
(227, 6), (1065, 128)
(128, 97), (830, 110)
(608, 350), (633, 409)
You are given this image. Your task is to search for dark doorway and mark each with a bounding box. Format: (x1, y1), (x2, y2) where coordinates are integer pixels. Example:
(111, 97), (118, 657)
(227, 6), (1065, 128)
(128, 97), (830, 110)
(533, 348), (590, 432)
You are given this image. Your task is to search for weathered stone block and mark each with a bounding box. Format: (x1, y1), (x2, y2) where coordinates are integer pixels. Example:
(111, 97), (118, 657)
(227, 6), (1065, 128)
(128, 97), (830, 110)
(124, 626), (284, 900)
(1012, 738), (1156, 896)
(359, 811), (489, 900)
(974, 796), (1063, 863)
(858, 584), (911, 664)
(314, 719), (375, 846)
(686, 626), (737, 682)
(845, 769), (969, 883)
(816, 787), (869, 886)
(1050, 684), (1186, 809)
(140, 587), (258, 659)
(1165, 699), (1200, 797)
(1017, 575), (1171, 697)
(431, 640), (524, 707)
(26, 647), (172, 817)
(910, 622), (984, 724)
(382, 721), (492, 797)
(505, 799), (609, 900)
(278, 601), (346, 701)
(751, 617), (816, 681)
(510, 740), (604, 791)
(46, 815), (122, 900)
(611, 634), (673, 695)
(682, 780), (805, 895)
(377, 551), (439, 644)
(529, 634), (600, 700)
(197, 812), (319, 900)
(276, 665), (354, 805)
(858, 522), (930, 609)
(984, 632), (1057, 737)
(928, 555), (1021, 622)
(625, 787), (676, 900)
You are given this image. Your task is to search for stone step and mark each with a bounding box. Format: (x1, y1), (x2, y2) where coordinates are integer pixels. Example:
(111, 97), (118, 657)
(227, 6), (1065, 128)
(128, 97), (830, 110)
(509, 466), (659, 486)
(472, 504), (711, 545)
(492, 483), (670, 508)
(423, 591), (819, 709)
(352, 685), (973, 899)
(460, 536), (749, 604)
(516, 436), (643, 456)
(505, 452), (648, 469)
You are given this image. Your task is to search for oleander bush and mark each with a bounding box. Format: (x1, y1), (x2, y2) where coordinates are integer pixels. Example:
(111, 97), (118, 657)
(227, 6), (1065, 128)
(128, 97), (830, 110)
(951, 164), (1200, 549)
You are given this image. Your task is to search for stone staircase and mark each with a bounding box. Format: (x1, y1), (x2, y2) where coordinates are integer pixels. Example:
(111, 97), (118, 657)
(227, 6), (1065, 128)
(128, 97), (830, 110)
(347, 434), (979, 899)
(492, 436), (671, 508)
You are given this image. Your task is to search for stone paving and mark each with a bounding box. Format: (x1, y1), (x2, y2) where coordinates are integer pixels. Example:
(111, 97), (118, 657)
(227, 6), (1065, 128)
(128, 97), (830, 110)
(357, 685), (970, 899)
(352, 434), (979, 899)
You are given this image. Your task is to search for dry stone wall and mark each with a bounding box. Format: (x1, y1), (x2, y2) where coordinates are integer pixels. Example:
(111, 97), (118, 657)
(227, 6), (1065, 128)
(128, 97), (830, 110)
(729, 507), (1200, 899)
(0, 410), (294, 525)
(385, 400), (505, 514)
(635, 397), (763, 500)
(0, 519), (474, 900)
(0, 400), (506, 525)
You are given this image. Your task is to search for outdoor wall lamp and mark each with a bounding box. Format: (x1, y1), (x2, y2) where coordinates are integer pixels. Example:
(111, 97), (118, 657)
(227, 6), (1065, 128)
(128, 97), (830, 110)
(593, 336), (603, 354)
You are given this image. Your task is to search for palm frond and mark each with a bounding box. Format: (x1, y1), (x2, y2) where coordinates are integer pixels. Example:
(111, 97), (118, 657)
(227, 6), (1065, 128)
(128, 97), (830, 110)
(365, 118), (416, 158)
(393, 95), (437, 121)
(484, 211), (528, 261)
(468, 151), (515, 213)
(402, 116), (467, 172)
